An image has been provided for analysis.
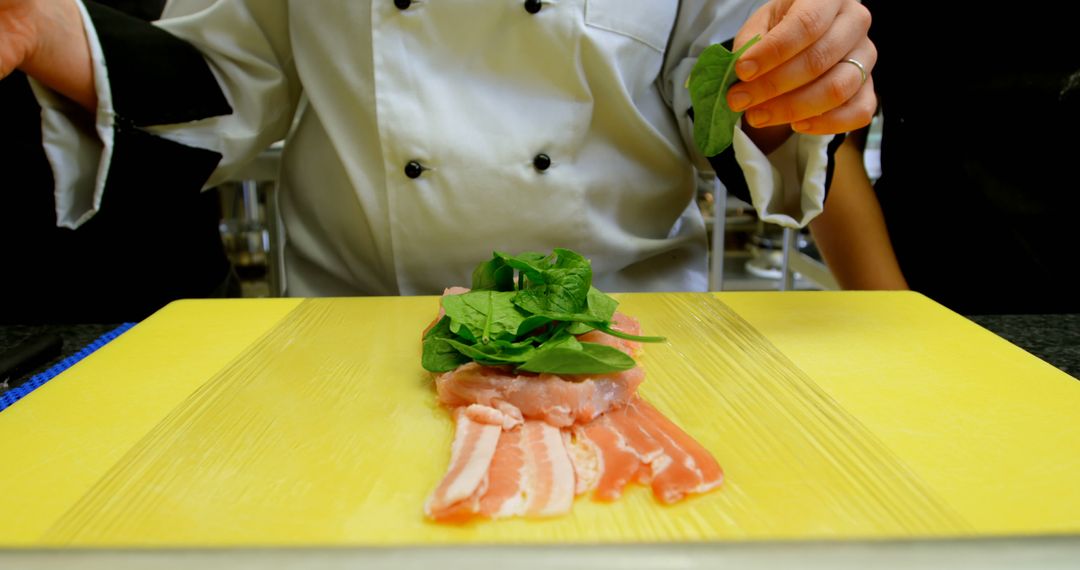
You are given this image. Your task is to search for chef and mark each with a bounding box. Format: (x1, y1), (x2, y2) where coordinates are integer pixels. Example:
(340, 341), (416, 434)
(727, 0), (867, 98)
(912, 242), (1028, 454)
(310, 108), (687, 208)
(4, 0), (875, 295)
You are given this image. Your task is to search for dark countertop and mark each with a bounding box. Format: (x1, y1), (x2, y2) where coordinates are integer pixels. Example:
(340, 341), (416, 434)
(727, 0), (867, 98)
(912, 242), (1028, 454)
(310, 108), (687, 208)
(1, 324), (122, 392)
(967, 314), (1079, 378)
(2, 314), (1078, 393)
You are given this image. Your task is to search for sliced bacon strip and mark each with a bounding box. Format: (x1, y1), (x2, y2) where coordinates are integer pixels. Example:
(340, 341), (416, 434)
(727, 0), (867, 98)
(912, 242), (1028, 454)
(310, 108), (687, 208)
(521, 420), (575, 516)
(606, 404), (665, 465)
(580, 415), (643, 502)
(567, 397), (724, 505)
(425, 407), (502, 521)
(627, 398), (724, 503)
(438, 419), (576, 520)
(563, 428), (601, 495)
(478, 428), (527, 518)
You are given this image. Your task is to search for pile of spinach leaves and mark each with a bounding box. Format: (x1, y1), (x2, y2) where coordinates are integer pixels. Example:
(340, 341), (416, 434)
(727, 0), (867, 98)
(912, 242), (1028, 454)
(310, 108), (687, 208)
(422, 249), (664, 376)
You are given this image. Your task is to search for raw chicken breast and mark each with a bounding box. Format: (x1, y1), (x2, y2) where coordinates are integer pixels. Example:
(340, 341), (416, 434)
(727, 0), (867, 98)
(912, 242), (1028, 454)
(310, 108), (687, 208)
(436, 363), (645, 428)
(435, 312), (646, 428)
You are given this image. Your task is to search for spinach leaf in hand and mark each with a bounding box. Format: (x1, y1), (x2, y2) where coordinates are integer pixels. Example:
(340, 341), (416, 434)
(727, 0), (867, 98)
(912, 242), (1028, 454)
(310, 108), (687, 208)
(688, 35), (761, 156)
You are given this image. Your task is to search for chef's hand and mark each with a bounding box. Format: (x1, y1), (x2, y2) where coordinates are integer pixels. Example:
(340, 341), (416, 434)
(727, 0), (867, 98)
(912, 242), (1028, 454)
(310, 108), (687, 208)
(0, 0), (38, 79)
(727, 0), (876, 145)
(0, 0), (96, 110)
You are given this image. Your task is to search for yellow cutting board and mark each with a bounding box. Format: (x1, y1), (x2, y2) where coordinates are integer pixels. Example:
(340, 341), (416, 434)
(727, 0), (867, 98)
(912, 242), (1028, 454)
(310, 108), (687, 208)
(0, 292), (1077, 547)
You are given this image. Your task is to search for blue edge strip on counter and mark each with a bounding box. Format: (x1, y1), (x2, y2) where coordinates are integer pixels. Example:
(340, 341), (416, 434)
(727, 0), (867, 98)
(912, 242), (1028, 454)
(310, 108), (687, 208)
(0, 323), (137, 413)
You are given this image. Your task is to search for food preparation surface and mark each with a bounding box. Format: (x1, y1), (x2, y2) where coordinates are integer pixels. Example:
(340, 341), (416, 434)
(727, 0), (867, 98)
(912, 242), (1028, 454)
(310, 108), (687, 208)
(1, 292), (1077, 548)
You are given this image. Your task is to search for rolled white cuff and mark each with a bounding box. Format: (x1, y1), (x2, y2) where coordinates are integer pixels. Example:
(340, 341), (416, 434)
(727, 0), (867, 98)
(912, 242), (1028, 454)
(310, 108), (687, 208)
(733, 118), (831, 228)
(671, 56), (830, 230)
(29, 0), (115, 229)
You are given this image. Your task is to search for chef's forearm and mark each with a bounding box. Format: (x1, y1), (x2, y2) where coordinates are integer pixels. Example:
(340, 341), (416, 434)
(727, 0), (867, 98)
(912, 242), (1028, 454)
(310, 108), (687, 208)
(809, 139), (908, 290)
(19, 0), (96, 111)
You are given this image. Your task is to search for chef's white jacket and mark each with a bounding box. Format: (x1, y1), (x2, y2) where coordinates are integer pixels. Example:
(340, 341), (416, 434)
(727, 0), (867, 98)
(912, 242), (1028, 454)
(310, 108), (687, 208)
(35, 0), (834, 295)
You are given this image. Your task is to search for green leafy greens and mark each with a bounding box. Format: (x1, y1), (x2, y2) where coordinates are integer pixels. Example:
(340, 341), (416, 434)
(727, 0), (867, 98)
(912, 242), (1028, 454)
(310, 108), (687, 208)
(688, 35), (761, 157)
(421, 248), (665, 375)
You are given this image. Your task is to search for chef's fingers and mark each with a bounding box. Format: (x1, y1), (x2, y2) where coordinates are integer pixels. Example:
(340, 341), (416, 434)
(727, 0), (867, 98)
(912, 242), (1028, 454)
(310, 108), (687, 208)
(792, 75), (877, 136)
(727, 1), (872, 113)
(733, 0), (848, 81)
(741, 37), (876, 131)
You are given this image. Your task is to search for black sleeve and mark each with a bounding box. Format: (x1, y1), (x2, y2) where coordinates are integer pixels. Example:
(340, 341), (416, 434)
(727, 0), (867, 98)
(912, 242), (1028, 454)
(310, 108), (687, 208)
(85, 1), (232, 126)
(84, 1), (236, 196)
(0, 3), (237, 323)
(703, 143), (752, 205)
(93, 0), (167, 22)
